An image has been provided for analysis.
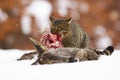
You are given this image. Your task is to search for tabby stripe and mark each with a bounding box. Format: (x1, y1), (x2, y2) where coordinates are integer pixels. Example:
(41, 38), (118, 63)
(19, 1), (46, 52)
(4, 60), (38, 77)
(103, 50), (111, 55)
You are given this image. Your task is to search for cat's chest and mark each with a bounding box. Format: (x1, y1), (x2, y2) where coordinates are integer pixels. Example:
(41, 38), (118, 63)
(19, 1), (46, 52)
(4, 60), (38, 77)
(62, 34), (75, 47)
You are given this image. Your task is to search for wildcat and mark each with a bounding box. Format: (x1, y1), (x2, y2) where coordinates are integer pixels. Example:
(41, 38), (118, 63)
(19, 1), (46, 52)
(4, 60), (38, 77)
(50, 17), (90, 48)
(17, 17), (114, 64)
(18, 16), (90, 60)
(17, 38), (114, 65)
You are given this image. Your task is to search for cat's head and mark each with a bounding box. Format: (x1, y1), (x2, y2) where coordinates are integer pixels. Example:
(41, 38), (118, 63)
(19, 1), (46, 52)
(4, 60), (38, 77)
(50, 16), (72, 38)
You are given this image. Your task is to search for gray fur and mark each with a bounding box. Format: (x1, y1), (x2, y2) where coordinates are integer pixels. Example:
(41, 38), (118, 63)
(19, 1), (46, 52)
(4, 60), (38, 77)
(50, 17), (90, 48)
(17, 38), (114, 65)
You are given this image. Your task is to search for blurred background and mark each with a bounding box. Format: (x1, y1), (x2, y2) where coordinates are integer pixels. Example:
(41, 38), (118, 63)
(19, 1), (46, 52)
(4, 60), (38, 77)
(0, 0), (120, 50)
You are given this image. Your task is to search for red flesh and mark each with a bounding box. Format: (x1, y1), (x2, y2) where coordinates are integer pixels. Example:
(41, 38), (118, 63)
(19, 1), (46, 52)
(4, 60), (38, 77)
(40, 33), (63, 49)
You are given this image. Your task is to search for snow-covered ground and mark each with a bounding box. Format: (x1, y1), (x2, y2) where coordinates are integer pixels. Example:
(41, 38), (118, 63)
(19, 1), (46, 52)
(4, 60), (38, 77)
(0, 49), (120, 80)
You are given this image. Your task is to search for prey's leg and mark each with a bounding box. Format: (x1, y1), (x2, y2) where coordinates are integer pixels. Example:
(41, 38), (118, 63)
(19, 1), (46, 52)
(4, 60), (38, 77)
(17, 51), (37, 61)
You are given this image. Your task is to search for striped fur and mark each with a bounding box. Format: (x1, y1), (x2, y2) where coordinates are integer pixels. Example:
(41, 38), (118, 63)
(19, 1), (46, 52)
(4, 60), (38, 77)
(50, 17), (90, 48)
(17, 38), (114, 65)
(94, 46), (114, 56)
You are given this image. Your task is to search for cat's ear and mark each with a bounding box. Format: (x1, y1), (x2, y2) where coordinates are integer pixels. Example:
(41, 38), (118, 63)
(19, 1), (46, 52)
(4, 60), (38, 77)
(66, 17), (72, 24)
(50, 16), (55, 22)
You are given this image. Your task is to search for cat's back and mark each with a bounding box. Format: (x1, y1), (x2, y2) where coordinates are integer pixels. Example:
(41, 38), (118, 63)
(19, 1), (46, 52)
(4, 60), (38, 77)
(70, 21), (85, 35)
(69, 21), (90, 48)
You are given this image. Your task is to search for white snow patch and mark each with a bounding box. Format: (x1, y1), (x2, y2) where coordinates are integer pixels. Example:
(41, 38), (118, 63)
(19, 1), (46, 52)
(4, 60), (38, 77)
(95, 25), (106, 36)
(57, 0), (79, 17)
(79, 1), (89, 14)
(0, 8), (8, 22)
(21, 0), (52, 34)
(96, 36), (113, 49)
(21, 15), (32, 35)
(94, 25), (113, 49)
(57, 0), (71, 16)
(0, 49), (120, 80)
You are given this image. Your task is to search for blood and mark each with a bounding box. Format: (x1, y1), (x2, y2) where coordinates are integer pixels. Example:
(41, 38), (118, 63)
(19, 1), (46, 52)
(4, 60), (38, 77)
(40, 33), (63, 49)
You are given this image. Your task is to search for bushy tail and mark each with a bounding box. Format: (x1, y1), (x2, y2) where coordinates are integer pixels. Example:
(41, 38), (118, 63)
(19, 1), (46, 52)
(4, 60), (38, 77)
(95, 46), (114, 56)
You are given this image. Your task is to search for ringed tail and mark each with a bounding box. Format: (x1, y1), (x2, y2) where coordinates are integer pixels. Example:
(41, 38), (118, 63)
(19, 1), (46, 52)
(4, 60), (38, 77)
(95, 46), (114, 56)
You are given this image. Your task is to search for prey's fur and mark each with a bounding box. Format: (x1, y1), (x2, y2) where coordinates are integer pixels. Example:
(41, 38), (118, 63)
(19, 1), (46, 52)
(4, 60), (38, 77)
(17, 38), (114, 65)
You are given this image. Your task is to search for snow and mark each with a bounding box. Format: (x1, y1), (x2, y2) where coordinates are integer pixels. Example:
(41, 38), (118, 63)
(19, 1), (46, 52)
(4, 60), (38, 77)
(0, 49), (120, 80)
(21, 0), (52, 34)
(79, 1), (89, 14)
(94, 25), (113, 49)
(57, 0), (71, 16)
(0, 8), (8, 22)
(21, 15), (32, 35)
